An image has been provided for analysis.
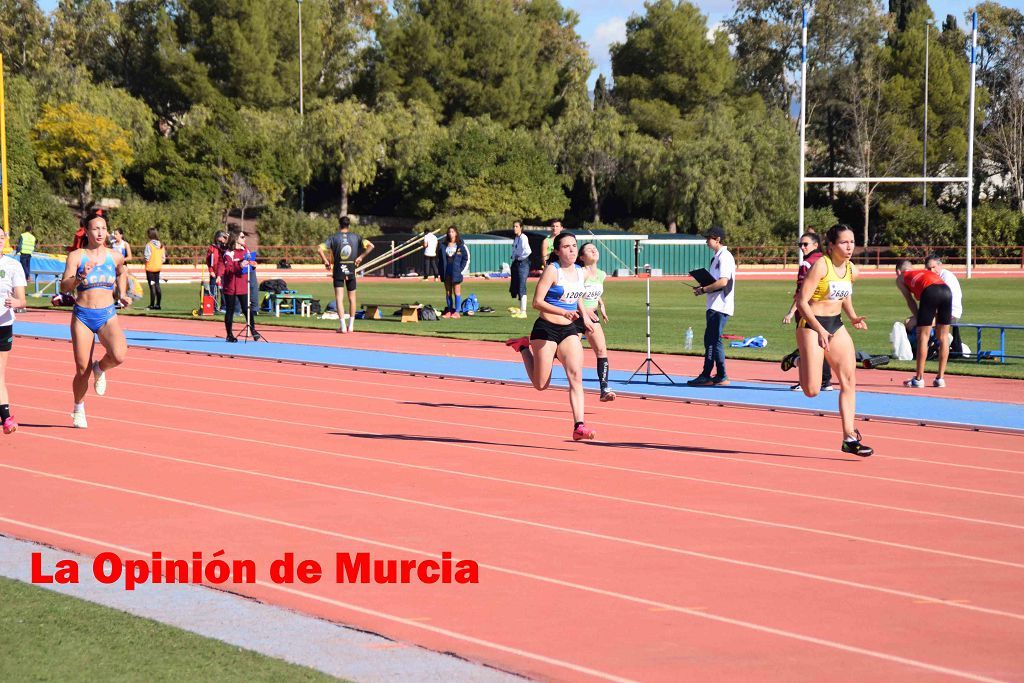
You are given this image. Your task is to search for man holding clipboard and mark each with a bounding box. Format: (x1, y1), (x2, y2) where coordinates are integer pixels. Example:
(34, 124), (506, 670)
(687, 226), (736, 386)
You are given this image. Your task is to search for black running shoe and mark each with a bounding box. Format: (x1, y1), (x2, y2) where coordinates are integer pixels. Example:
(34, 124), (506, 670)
(842, 430), (873, 457)
(781, 350), (799, 372)
(226, 335), (238, 343)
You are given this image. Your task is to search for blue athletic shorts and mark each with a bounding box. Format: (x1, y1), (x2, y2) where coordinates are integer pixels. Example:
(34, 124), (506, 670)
(73, 304), (116, 333)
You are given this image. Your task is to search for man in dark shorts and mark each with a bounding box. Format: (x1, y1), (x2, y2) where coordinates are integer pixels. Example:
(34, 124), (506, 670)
(318, 215), (374, 333)
(895, 260), (953, 388)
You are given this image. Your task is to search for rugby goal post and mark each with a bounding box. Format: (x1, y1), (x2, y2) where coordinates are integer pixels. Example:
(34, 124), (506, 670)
(797, 10), (980, 278)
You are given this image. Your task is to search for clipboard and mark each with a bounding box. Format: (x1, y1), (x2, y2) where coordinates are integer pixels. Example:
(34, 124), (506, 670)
(688, 268), (716, 288)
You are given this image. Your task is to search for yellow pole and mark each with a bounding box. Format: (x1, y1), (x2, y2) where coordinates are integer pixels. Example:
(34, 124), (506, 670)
(0, 53), (9, 236)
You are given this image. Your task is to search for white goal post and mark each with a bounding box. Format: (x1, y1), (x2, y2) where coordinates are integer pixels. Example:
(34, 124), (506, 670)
(797, 9), (980, 277)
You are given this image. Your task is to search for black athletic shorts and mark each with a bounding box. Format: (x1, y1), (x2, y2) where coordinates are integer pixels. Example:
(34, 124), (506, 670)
(917, 283), (953, 327)
(0, 325), (12, 352)
(333, 264), (357, 291)
(798, 314), (843, 334)
(531, 317), (580, 345)
(572, 311), (600, 335)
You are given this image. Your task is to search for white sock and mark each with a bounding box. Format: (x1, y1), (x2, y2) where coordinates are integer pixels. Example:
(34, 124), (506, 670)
(844, 435), (858, 443)
(74, 402), (85, 413)
(520, 295), (527, 312)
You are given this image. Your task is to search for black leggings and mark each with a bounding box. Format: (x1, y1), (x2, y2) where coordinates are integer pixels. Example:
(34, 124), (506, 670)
(224, 294), (256, 337)
(146, 272), (161, 307)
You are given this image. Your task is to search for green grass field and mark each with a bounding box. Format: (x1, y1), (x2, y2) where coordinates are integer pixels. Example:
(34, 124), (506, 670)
(34, 275), (1024, 379)
(0, 576), (335, 681)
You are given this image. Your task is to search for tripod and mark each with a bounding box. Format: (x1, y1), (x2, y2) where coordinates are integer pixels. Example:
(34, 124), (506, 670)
(628, 272), (675, 385)
(236, 251), (268, 344)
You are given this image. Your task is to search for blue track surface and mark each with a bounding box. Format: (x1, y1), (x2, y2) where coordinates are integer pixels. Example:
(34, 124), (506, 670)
(19, 321), (1023, 432)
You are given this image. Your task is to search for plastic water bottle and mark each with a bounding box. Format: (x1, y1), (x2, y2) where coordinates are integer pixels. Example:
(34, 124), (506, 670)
(684, 326), (694, 351)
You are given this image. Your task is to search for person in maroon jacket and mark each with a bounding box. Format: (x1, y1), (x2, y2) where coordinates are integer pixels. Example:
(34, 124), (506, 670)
(781, 232), (833, 391)
(215, 231), (260, 342)
(206, 230), (228, 312)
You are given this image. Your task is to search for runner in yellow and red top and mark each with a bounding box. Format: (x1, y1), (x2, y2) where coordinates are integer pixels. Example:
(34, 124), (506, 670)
(895, 261), (954, 388)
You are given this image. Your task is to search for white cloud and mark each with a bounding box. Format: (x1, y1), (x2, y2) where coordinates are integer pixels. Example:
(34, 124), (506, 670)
(587, 17), (627, 82)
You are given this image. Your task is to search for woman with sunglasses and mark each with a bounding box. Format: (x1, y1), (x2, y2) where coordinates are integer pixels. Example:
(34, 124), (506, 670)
(781, 232), (832, 392)
(59, 208), (132, 428)
(505, 231), (596, 441)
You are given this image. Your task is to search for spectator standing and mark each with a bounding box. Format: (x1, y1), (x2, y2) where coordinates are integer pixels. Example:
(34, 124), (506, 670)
(508, 220), (531, 318)
(206, 231), (228, 312)
(925, 254), (964, 357)
(541, 220), (563, 262)
(217, 232), (260, 342)
(0, 227), (28, 434)
(143, 228), (165, 310)
(687, 226), (736, 386)
(245, 231), (260, 321)
(318, 215), (374, 333)
(438, 226), (470, 318)
(422, 228), (439, 281)
(16, 226), (34, 289)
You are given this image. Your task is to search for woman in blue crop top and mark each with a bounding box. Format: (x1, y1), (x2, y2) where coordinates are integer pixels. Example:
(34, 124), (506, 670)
(59, 208), (132, 429)
(505, 231), (596, 441)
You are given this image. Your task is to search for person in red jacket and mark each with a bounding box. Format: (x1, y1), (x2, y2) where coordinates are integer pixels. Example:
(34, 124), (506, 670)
(216, 231), (260, 342)
(781, 232), (833, 391)
(896, 260), (953, 388)
(206, 230), (228, 312)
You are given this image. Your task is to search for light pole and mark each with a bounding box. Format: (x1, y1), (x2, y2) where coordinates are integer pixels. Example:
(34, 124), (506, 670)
(297, 0), (305, 212)
(923, 19), (932, 207)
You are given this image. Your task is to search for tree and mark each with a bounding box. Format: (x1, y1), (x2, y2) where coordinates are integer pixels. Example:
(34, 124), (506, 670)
(32, 103), (134, 210)
(307, 98), (388, 217)
(373, 0), (590, 127)
(400, 116), (569, 221)
(553, 95), (633, 223)
(49, 0), (120, 83)
(845, 47), (914, 245)
(727, 0), (802, 111)
(979, 42), (1024, 213)
(0, 0), (50, 76)
(611, 0), (734, 135)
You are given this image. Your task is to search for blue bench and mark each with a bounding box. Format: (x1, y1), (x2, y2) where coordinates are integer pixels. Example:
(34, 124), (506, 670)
(954, 323), (1024, 363)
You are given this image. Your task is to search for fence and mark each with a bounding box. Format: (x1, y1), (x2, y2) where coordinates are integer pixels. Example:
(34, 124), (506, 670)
(36, 243), (1024, 272)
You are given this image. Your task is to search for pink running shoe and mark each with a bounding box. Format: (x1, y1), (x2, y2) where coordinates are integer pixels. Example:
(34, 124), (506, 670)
(442, 310), (453, 319)
(505, 336), (530, 353)
(452, 312), (461, 319)
(2, 417), (17, 435)
(572, 423), (596, 441)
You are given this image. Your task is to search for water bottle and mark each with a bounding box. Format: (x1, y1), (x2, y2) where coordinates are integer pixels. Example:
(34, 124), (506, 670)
(684, 326), (694, 351)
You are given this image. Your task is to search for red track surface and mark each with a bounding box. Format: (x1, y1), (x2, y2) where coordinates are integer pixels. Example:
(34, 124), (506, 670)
(2, 322), (1023, 681)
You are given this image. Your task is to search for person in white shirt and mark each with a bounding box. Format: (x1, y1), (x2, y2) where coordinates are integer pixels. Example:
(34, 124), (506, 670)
(688, 226), (736, 386)
(422, 229), (439, 281)
(0, 227), (28, 434)
(926, 254), (964, 356)
(508, 220), (532, 318)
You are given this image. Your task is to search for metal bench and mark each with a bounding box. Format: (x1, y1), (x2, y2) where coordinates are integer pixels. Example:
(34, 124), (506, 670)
(954, 323), (1024, 363)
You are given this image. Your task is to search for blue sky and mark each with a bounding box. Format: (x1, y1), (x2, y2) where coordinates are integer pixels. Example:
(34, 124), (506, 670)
(36, 0), (989, 89)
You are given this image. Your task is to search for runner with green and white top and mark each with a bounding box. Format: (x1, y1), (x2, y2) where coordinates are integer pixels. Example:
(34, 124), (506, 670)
(575, 243), (614, 401)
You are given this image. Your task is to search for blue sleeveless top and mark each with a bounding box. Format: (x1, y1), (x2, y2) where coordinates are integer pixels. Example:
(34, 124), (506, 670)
(77, 252), (118, 292)
(544, 263), (586, 313)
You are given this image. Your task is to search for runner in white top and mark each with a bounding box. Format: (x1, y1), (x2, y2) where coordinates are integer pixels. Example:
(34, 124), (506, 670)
(575, 243), (614, 401)
(0, 228), (28, 434)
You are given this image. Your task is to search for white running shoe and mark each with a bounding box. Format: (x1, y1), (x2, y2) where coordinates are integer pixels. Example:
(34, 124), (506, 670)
(932, 378), (946, 388)
(347, 317), (355, 333)
(92, 361), (107, 396)
(337, 321), (348, 334)
(71, 410), (88, 429)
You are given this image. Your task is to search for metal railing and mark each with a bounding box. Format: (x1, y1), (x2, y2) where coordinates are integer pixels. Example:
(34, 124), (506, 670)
(38, 243), (1024, 269)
